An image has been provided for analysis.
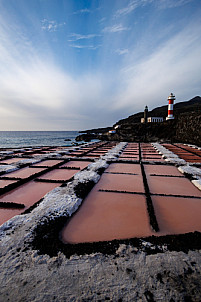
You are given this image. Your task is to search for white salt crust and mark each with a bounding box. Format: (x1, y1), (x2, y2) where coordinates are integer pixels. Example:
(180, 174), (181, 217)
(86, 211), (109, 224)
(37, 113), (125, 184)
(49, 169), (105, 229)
(192, 178), (201, 190)
(0, 142), (127, 241)
(0, 159), (42, 174)
(0, 164), (18, 173)
(152, 143), (186, 165)
(152, 143), (201, 191)
(0, 151), (14, 155)
(15, 158), (42, 166)
(1, 142), (201, 302)
(185, 144), (201, 150)
(178, 165), (201, 177)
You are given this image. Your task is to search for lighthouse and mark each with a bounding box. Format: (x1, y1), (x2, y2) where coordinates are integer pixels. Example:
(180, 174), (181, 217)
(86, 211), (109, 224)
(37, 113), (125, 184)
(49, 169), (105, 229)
(144, 105), (148, 123)
(166, 93), (175, 120)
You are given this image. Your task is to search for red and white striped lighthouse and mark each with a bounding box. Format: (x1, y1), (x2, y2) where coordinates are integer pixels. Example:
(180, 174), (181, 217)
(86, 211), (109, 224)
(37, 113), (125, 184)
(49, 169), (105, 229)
(166, 93), (175, 120)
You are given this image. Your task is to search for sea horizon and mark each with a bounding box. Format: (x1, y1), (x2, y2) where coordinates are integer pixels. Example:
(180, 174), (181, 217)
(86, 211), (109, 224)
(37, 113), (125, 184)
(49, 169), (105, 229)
(0, 130), (80, 148)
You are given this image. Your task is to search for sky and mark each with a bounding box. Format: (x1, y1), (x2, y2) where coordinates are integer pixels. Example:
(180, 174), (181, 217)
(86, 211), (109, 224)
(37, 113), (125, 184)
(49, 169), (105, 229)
(0, 0), (201, 131)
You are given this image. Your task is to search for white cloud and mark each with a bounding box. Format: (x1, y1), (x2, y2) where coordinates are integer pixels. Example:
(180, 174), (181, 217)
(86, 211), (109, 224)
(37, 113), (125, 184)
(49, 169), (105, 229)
(69, 44), (100, 50)
(157, 0), (193, 9)
(103, 24), (130, 33)
(0, 15), (106, 130)
(114, 0), (192, 18)
(72, 9), (91, 15)
(114, 21), (201, 111)
(0, 3), (200, 131)
(68, 33), (101, 42)
(115, 49), (129, 55)
(0, 22), (118, 130)
(41, 19), (66, 32)
(99, 17), (106, 23)
(115, 0), (142, 17)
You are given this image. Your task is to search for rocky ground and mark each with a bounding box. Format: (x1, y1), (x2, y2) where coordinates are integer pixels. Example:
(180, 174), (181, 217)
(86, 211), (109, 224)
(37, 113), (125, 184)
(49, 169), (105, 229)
(1, 141), (201, 301)
(1, 226), (201, 302)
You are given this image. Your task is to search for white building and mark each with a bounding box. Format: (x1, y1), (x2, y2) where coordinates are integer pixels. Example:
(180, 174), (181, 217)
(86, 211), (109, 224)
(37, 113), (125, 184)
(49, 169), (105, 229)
(141, 117), (163, 123)
(147, 117), (163, 123)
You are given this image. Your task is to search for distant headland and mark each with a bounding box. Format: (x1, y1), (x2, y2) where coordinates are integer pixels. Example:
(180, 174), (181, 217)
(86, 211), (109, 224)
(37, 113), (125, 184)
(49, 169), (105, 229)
(76, 96), (201, 146)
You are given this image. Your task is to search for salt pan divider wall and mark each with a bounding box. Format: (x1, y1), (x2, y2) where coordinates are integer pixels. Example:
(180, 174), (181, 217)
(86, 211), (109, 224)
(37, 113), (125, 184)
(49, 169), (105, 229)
(139, 143), (159, 232)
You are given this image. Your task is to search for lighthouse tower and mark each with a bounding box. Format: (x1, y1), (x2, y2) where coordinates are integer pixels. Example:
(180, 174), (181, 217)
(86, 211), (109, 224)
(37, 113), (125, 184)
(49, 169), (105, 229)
(144, 105), (148, 123)
(166, 93), (175, 120)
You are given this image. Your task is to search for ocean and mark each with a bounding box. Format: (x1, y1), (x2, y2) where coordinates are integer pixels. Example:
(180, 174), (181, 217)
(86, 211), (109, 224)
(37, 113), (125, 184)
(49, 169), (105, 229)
(0, 131), (80, 148)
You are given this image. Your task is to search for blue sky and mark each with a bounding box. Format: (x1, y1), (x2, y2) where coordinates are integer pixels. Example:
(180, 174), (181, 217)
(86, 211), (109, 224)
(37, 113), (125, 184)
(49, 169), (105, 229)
(0, 0), (201, 130)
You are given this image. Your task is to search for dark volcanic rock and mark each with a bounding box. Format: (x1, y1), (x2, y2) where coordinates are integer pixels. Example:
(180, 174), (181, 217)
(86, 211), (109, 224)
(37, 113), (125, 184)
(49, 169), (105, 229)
(99, 120), (177, 143)
(97, 111), (201, 145)
(77, 96), (201, 145)
(79, 126), (113, 134)
(76, 133), (97, 142)
(175, 111), (201, 145)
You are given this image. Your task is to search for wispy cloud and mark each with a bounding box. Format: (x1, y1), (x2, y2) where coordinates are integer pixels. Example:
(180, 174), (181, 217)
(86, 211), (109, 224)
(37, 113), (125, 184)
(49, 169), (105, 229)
(72, 7), (102, 15)
(69, 44), (100, 50)
(99, 17), (106, 24)
(68, 33), (101, 42)
(72, 8), (91, 15)
(115, 49), (129, 55)
(114, 21), (201, 112)
(0, 1), (200, 131)
(115, 0), (191, 18)
(41, 19), (66, 32)
(157, 0), (192, 9)
(0, 15), (104, 129)
(103, 24), (130, 33)
(115, 0), (143, 17)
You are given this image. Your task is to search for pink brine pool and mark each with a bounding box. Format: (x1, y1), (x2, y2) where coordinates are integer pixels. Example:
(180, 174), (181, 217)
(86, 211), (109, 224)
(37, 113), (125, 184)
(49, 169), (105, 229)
(60, 161), (91, 170)
(0, 208), (24, 226)
(32, 160), (63, 167)
(147, 175), (201, 197)
(95, 173), (145, 193)
(0, 157), (29, 164)
(2, 167), (45, 179)
(62, 191), (154, 243)
(38, 169), (77, 181)
(144, 165), (183, 176)
(106, 163), (141, 174)
(0, 181), (62, 225)
(0, 179), (18, 188)
(153, 196), (201, 235)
